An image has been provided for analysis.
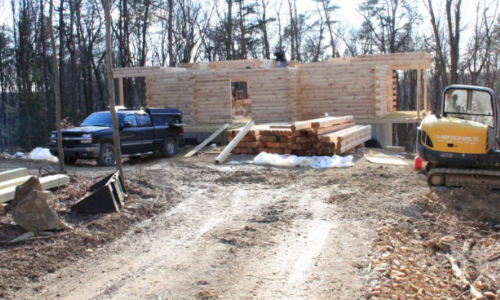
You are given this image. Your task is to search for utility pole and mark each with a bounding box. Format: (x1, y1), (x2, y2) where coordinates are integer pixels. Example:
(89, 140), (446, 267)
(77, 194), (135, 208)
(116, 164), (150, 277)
(103, 0), (125, 180)
(49, 0), (66, 173)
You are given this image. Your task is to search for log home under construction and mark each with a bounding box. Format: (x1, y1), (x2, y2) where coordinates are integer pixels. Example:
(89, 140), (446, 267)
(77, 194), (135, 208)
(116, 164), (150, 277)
(113, 52), (432, 147)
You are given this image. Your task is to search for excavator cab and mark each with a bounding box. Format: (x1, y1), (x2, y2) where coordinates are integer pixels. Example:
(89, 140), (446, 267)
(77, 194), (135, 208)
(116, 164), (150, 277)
(443, 86), (496, 129)
(417, 85), (500, 187)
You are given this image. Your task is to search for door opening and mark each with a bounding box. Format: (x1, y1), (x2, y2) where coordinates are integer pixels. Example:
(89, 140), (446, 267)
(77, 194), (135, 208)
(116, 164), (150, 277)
(231, 79), (252, 122)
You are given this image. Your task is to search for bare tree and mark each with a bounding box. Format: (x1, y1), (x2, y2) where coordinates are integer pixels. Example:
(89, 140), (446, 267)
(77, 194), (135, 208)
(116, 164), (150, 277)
(257, 0), (274, 59)
(103, 0), (124, 179)
(274, 0), (283, 49)
(226, 0), (233, 60)
(423, 0), (449, 87)
(466, 1), (497, 85)
(168, 0), (174, 66)
(49, 0), (66, 173)
(358, 0), (420, 54)
(314, 0), (339, 57)
(446, 0), (461, 84)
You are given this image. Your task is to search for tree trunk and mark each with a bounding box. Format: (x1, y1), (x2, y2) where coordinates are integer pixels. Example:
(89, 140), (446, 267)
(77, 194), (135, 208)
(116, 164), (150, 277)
(426, 0), (449, 87)
(446, 0), (461, 84)
(67, 0), (78, 123)
(239, 0), (246, 59)
(168, 0), (174, 66)
(275, 1), (283, 49)
(260, 0), (270, 59)
(40, 0), (53, 144)
(103, 0), (125, 180)
(287, 0), (295, 60)
(58, 0), (66, 118)
(49, 0), (66, 173)
(226, 0), (233, 60)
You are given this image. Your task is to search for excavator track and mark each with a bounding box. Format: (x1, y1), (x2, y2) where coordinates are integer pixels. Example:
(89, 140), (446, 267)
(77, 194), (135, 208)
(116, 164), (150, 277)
(427, 168), (500, 188)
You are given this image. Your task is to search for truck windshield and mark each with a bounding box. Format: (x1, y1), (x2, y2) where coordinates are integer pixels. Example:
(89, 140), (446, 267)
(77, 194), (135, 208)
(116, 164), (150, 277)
(81, 112), (115, 127)
(443, 88), (494, 127)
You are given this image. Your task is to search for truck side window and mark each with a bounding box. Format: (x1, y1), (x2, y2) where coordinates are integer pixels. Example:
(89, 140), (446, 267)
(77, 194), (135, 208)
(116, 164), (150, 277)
(136, 113), (152, 127)
(123, 115), (138, 127)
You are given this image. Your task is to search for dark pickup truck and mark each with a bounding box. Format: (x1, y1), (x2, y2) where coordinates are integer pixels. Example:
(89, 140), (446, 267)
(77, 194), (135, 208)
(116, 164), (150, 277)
(49, 108), (185, 166)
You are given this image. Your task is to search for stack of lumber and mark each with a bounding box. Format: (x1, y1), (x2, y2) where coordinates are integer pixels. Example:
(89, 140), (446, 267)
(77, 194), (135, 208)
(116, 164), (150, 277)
(228, 116), (371, 156)
(0, 168), (70, 214)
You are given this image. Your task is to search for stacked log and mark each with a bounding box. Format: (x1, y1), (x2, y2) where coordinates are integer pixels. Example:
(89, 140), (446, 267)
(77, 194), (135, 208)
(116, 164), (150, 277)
(228, 116), (371, 156)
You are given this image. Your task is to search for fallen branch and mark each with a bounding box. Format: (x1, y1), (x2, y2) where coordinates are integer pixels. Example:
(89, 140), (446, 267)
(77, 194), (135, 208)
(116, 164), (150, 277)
(445, 254), (484, 299)
(486, 252), (500, 262)
(0, 231), (74, 245)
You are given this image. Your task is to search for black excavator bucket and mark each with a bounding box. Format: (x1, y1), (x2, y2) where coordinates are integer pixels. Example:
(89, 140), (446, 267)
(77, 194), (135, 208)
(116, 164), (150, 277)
(71, 171), (126, 214)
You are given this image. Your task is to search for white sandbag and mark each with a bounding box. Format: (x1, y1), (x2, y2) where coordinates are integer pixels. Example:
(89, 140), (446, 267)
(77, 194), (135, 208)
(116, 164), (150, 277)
(28, 147), (59, 163)
(253, 152), (354, 169)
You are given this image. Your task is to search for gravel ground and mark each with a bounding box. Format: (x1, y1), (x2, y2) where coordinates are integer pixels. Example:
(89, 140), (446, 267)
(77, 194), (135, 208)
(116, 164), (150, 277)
(1, 147), (498, 299)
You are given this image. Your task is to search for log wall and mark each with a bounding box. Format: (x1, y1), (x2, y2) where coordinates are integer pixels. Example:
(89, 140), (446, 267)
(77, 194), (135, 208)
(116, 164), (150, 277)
(146, 71), (194, 123)
(138, 53), (432, 124)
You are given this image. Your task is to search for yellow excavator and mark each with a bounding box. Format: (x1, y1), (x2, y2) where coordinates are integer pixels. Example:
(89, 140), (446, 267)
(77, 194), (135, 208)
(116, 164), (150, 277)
(417, 85), (500, 187)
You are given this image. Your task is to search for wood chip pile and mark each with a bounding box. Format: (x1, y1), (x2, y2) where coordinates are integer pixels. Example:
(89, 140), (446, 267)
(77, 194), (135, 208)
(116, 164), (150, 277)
(228, 116), (371, 156)
(367, 188), (500, 299)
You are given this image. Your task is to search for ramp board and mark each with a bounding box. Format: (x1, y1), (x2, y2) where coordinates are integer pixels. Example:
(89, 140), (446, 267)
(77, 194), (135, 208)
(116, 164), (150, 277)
(365, 155), (408, 166)
(216, 121), (254, 164)
(184, 124), (229, 158)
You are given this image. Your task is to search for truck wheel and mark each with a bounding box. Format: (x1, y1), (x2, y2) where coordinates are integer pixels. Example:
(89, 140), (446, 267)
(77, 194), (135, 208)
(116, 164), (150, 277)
(64, 158), (78, 165)
(97, 143), (115, 166)
(162, 137), (178, 158)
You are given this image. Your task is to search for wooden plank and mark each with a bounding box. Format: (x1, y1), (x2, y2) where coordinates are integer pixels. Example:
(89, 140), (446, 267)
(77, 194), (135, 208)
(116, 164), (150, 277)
(386, 146), (405, 152)
(293, 122), (354, 136)
(311, 116), (354, 128)
(215, 121), (254, 164)
(336, 125), (372, 154)
(0, 174), (70, 204)
(0, 168), (29, 183)
(0, 176), (32, 190)
(320, 126), (363, 143)
(184, 124), (229, 158)
(291, 116), (353, 132)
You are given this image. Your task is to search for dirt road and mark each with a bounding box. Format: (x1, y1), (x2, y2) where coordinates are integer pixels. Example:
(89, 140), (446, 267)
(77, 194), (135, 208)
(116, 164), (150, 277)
(5, 151), (427, 299)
